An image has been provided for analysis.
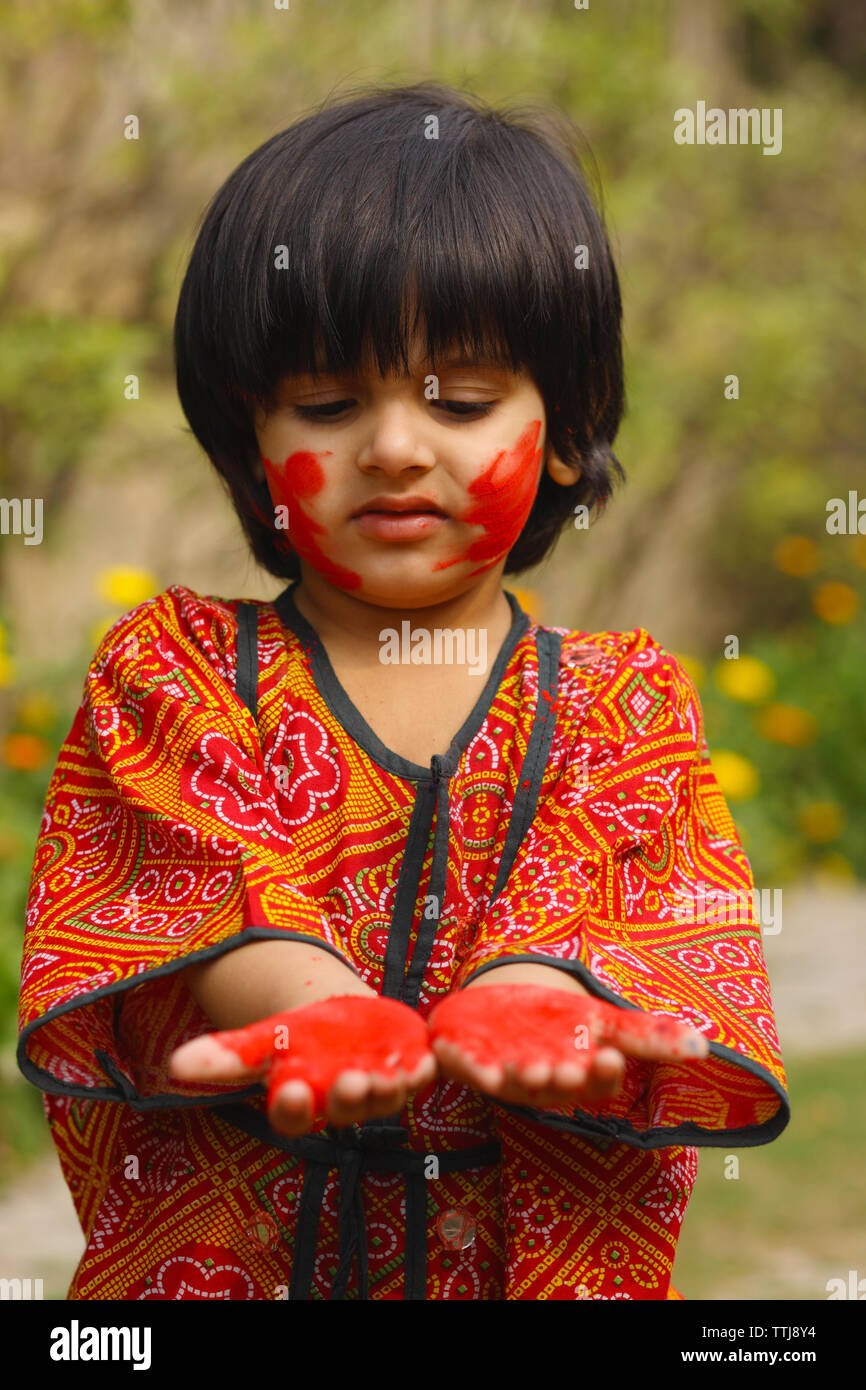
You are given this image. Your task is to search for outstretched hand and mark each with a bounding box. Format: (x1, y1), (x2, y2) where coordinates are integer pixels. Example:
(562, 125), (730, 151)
(169, 982), (710, 1134)
(169, 994), (436, 1136)
(428, 983), (709, 1111)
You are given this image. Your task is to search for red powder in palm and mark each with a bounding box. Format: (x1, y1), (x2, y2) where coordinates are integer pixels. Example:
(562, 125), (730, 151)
(214, 995), (430, 1114)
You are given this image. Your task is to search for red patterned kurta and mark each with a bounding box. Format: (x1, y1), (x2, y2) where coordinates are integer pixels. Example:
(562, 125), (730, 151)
(18, 582), (789, 1300)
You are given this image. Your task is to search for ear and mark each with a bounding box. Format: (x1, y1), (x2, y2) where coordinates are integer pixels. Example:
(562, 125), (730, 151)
(545, 444), (582, 487)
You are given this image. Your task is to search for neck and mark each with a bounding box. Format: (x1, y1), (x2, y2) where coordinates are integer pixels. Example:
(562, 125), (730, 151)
(289, 570), (516, 654)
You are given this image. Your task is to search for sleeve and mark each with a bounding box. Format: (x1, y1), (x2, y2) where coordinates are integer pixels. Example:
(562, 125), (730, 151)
(452, 629), (790, 1149)
(17, 585), (357, 1105)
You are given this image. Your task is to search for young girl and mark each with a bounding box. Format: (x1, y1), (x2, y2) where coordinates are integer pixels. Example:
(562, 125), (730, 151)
(18, 81), (789, 1301)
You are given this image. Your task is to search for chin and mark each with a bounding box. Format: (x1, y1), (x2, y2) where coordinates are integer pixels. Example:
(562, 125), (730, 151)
(348, 571), (470, 610)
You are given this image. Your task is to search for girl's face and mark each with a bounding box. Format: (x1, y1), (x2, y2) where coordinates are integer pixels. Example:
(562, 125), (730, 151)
(252, 339), (559, 609)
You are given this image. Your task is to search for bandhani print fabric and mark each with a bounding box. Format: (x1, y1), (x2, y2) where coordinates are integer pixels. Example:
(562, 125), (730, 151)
(18, 582), (789, 1300)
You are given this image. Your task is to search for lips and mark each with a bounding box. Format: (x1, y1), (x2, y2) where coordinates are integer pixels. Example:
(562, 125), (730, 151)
(351, 495), (448, 518)
(352, 509), (448, 541)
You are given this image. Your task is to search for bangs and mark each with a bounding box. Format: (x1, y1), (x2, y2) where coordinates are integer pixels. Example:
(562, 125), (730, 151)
(253, 131), (548, 391)
(191, 83), (607, 399)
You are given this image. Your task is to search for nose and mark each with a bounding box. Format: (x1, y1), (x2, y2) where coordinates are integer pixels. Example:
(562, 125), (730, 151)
(356, 397), (436, 477)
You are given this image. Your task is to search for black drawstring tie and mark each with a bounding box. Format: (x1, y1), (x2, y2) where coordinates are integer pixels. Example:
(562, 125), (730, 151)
(217, 1102), (499, 1301)
(329, 1123), (405, 1298)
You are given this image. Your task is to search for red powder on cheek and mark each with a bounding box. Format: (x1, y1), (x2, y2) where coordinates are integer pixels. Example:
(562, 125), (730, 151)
(262, 449), (362, 590)
(433, 420), (543, 576)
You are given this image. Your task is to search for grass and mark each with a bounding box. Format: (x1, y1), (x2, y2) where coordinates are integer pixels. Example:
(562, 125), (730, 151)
(0, 1066), (51, 1187)
(673, 1046), (866, 1300)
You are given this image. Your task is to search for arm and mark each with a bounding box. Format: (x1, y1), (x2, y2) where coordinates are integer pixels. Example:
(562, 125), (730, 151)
(182, 937), (375, 1029)
(463, 961), (589, 997)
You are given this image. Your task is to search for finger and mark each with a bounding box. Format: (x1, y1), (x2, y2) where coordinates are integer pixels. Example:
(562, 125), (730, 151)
(406, 1052), (439, 1089)
(429, 1036), (466, 1079)
(507, 1053), (621, 1109)
(331, 1070), (373, 1105)
(580, 1047), (626, 1102)
(367, 1070), (401, 1098)
(551, 1060), (590, 1090)
(325, 1070), (380, 1125)
(169, 1032), (265, 1083)
(459, 1055), (506, 1094)
(495, 1076), (544, 1105)
(364, 1080), (410, 1119)
(269, 1079), (315, 1136)
(436, 1039), (504, 1094)
(211, 1014), (293, 1070)
(513, 1060), (553, 1090)
(597, 1005), (709, 1062)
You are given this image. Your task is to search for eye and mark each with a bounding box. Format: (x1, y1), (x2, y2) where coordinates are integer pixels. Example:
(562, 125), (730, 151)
(292, 400), (355, 420)
(434, 400), (496, 417)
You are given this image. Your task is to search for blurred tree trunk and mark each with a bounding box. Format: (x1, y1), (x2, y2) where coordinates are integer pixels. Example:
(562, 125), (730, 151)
(671, 0), (737, 81)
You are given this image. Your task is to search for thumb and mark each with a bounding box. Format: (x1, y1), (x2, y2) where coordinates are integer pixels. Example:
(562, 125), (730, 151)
(169, 1012), (293, 1083)
(595, 1001), (709, 1062)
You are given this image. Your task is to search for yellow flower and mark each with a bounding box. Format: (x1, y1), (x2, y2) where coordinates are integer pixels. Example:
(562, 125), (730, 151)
(95, 566), (158, 607)
(754, 702), (818, 747)
(2, 732), (49, 771)
(812, 581), (859, 625)
(509, 587), (544, 622)
(712, 655), (775, 703)
(671, 652), (705, 687)
(813, 852), (854, 883)
(0, 651), (14, 687)
(709, 750), (759, 800)
(15, 692), (57, 731)
(798, 801), (844, 842)
(772, 535), (819, 577)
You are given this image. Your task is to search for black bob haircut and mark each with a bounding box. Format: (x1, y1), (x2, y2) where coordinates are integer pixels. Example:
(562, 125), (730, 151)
(174, 80), (625, 581)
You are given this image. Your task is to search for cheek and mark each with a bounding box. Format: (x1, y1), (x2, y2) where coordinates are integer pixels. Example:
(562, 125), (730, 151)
(261, 449), (362, 590)
(263, 449), (325, 508)
(433, 420), (543, 576)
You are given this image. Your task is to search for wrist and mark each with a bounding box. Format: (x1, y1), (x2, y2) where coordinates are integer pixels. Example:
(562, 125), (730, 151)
(271, 957), (376, 1014)
(184, 938), (374, 1030)
(461, 961), (589, 996)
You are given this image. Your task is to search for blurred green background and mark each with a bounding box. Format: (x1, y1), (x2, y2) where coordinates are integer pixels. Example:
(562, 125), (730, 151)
(0, 0), (864, 1299)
